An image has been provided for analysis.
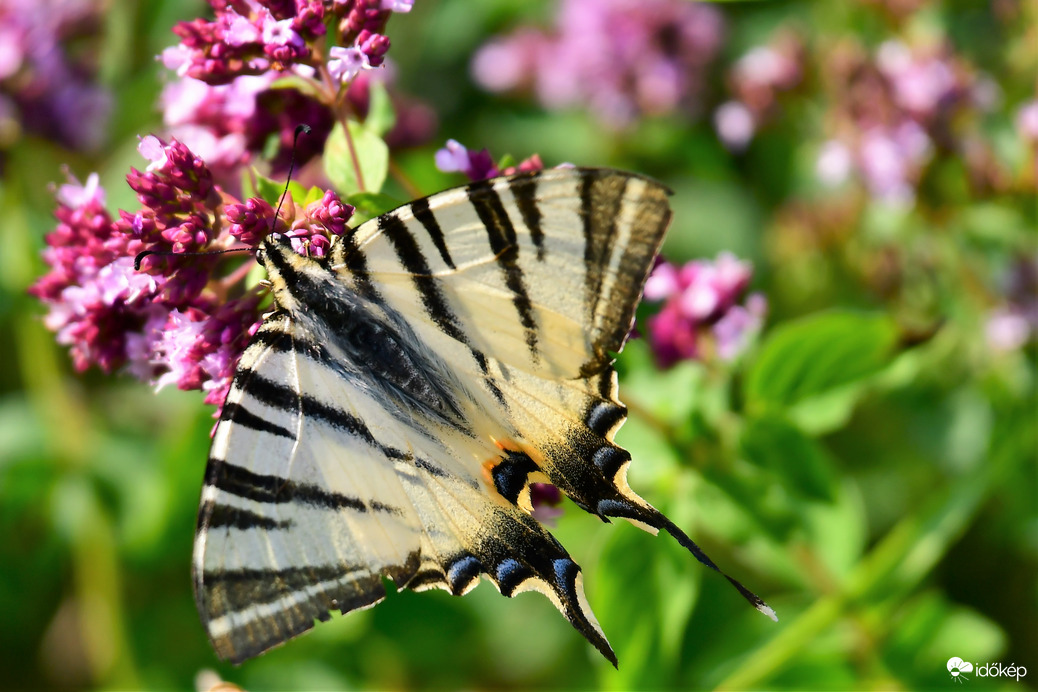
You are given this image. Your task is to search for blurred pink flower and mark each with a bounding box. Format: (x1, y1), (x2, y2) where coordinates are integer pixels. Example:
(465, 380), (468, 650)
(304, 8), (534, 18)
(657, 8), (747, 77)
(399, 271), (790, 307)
(714, 101), (756, 151)
(985, 255), (1038, 353)
(644, 253), (766, 367)
(471, 0), (724, 129)
(1016, 100), (1038, 144)
(857, 122), (931, 205)
(816, 140), (853, 187)
(815, 38), (988, 205)
(714, 31), (804, 148)
(0, 0), (112, 151)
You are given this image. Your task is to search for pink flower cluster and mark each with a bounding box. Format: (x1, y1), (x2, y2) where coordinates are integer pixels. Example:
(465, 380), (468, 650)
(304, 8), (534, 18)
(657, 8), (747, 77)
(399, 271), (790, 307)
(162, 0), (411, 85)
(158, 2), (430, 192)
(715, 32), (804, 151)
(160, 73), (335, 189)
(471, 0), (724, 129)
(30, 137), (355, 414)
(816, 39), (995, 205)
(0, 0), (111, 152)
(435, 139), (545, 181)
(643, 254), (767, 367)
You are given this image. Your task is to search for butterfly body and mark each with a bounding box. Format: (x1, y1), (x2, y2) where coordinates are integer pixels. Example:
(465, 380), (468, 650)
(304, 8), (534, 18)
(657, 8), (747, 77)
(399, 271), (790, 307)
(193, 167), (772, 666)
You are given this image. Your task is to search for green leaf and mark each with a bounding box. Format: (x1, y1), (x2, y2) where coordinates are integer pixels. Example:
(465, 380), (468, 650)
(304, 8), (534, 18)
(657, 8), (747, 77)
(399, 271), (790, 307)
(324, 120), (389, 194)
(740, 415), (838, 502)
(744, 310), (898, 410)
(302, 185), (326, 206)
(264, 73), (324, 100)
(364, 80), (397, 137)
(244, 170), (306, 207)
(347, 191), (404, 225)
(594, 524), (695, 686)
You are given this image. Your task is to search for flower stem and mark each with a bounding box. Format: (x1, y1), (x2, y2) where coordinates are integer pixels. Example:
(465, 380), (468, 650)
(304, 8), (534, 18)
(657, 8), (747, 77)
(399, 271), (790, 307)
(339, 112), (366, 192)
(389, 158), (423, 199)
(321, 64), (367, 192)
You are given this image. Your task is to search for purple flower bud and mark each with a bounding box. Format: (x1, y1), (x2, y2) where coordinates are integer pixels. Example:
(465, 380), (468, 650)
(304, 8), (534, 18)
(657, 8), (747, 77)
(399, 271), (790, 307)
(434, 139), (500, 181)
(292, 1), (327, 38)
(647, 302), (699, 368)
(306, 190), (354, 236)
(357, 30), (390, 67)
(500, 154), (544, 177)
(342, 0), (391, 36)
(227, 197), (276, 246)
(160, 214), (211, 254)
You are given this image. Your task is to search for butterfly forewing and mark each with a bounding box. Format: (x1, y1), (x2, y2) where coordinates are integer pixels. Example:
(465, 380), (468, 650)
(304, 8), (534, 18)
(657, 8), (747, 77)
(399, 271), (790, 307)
(194, 167), (771, 666)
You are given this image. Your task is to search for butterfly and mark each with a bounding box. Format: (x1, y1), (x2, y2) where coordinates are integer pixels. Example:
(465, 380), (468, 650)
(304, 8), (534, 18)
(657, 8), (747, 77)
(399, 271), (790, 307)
(193, 166), (775, 666)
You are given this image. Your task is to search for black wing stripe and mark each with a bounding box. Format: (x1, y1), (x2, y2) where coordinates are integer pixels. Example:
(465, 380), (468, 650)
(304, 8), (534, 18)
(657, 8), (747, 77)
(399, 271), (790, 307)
(377, 210), (507, 408)
(205, 503), (293, 531)
(510, 172), (546, 261)
(337, 228), (382, 301)
(222, 402), (295, 440)
(235, 372), (453, 479)
(206, 460), (372, 512)
(581, 171), (627, 327)
(205, 564), (349, 585)
(467, 179), (540, 360)
(242, 373), (390, 452)
(409, 196), (456, 269)
(379, 212), (469, 344)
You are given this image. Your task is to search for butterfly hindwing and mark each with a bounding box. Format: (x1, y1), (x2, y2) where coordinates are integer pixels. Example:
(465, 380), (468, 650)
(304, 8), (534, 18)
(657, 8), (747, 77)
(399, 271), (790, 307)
(194, 167), (772, 666)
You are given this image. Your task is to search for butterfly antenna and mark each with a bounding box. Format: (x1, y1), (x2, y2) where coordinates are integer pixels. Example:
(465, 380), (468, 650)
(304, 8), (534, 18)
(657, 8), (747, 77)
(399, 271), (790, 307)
(134, 124), (313, 272)
(272, 124), (311, 224)
(134, 246), (252, 271)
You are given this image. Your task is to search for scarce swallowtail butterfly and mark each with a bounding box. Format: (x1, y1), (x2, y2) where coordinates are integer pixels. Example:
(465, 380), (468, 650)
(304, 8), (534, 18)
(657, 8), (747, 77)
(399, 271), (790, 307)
(194, 166), (775, 666)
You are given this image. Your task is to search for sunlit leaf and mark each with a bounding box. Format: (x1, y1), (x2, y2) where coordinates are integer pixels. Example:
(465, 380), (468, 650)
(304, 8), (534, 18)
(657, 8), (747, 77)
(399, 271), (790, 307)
(744, 310), (899, 410)
(364, 80), (397, 137)
(324, 120), (389, 194)
(348, 191), (405, 225)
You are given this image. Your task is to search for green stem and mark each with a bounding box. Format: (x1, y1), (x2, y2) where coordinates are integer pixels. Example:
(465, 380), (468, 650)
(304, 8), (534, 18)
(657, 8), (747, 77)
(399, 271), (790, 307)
(389, 157), (423, 199)
(340, 111), (366, 192)
(318, 63), (366, 193)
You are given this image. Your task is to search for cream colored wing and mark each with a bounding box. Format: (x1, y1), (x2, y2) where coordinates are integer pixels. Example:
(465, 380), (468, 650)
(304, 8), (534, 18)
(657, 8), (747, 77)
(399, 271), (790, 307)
(194, 167), (773, 668)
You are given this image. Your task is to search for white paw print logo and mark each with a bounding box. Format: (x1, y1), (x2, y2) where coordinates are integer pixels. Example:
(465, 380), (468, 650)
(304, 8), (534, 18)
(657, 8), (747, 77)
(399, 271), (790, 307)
(948, 657), (974, 682)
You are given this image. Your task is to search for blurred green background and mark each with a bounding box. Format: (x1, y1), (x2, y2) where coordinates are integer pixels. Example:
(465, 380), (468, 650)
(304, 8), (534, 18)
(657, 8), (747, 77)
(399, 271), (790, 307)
(1, 0), (1035, 690)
